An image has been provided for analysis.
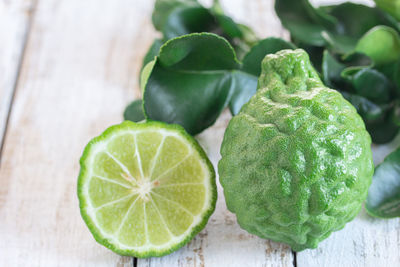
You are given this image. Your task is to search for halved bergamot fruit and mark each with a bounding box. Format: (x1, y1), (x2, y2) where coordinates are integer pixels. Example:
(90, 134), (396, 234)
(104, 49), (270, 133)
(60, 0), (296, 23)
(78, 121), (217, 257)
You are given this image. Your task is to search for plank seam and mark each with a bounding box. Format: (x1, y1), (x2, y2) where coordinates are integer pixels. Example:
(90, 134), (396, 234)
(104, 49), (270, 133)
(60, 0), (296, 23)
(0, 0), (38, 165)
(292, 250), (297, 267)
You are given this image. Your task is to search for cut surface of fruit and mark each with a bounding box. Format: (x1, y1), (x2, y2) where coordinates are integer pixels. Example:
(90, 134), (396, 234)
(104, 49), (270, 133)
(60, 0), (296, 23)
(78, 121), (216, 257)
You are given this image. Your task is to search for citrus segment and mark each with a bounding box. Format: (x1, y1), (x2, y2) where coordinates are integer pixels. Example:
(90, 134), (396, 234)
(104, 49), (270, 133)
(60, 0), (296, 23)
(151, 136), (191, 180)
(88, 177), (132, 208)
(153, 185), (206, 215)
(145, 200), (173, 245)
(151, 193), (194, 236)
(106, 133), (141, 182)
(117, 198), (146, 247)
(154, 154), (205, 185)
(92, 152), (134, 187)
(95, 194), (138, 235)
(135, 131), (164, 178)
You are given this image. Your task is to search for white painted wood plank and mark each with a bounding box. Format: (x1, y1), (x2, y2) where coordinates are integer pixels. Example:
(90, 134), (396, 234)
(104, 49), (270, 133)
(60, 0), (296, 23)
(0, 0), (34, 151)
(0, 0), (157, 265)
(139, 1), (294, 266)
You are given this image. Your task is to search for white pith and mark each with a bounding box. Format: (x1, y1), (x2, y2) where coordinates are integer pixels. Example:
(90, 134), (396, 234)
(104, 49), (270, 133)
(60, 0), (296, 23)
(136, 178), (152, 202)
(82, 128), (213, 253)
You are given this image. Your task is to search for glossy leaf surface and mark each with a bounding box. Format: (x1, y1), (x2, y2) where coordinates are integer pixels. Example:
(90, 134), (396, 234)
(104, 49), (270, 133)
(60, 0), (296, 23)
(124, 99), (146, 122)
(366, 147), (400, 218)
(142, 33), (295, 134)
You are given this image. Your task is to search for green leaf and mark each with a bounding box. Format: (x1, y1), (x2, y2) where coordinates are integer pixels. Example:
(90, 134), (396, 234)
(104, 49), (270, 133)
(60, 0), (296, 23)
(143, 33), (239, 135)
(151, 0), (257, 58)
(276, 1), (400, 55)
(209, 2), (256, 48)
(374, 0), (400, 21)
(391, 100), (400, 126)
(355, 26), (400, 66)
(322, 50), (372, 89)
(214, 13), (243, 39)
(275, 0), (334, 46)
(386, 60), (400, 95)
(341, 91), (385, 123)
(228, 71), (257, 115)
(123, 99), (146, 122)
(140, 60), (156, 92)
(157, 33), (239, 70)
(152, 0), (200, 32)
(142, 39), (163, 69)
(341, 91), (399, 144)
(341, 58), (373, 81)
(321, 50), (400, 143)
(367, 113), (400, 144)
(367, 124), (400, 144)
(144, 65), (233, 135)
(342, 52), (373, 67)
(162, 6), (216, 40)
(351, 68), (392, 104)
(326, 4), (400, 56)
(141, 33), (296, 134)
(366, 147), (400, 218)
(321, 31), (357, 54)
(327, 3), (399, 38)
(322, 50), (346, 88)
(322, 4), (400, 54)
(242, 38), (296, 76)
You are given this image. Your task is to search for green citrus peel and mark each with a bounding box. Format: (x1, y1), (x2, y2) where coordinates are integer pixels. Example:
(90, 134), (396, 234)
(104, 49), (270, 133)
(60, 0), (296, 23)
(219, 49), (374, 251)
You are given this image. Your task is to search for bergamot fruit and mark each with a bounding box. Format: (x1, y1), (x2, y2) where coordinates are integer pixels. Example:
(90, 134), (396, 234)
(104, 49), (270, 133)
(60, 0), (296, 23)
(78, 121), (217, 257)
(219, 49), (374, 251)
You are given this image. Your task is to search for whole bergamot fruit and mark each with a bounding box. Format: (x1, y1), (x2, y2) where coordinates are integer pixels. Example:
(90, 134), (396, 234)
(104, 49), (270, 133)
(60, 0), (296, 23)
(219, 49), (374, 251)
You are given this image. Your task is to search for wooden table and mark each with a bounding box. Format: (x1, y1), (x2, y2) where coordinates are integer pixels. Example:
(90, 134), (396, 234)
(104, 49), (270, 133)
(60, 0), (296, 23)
(1, 0), (399, 266)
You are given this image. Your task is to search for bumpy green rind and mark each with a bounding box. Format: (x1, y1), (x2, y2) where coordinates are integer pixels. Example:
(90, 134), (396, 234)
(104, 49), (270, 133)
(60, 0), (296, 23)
(78, 120), (217, 258)
(219, 49), (374, 251)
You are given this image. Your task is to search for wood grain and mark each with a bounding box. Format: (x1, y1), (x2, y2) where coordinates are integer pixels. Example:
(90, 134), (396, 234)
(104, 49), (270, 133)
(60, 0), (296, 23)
(0, 0), (156, 265)
(0, 0), (35, 154)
